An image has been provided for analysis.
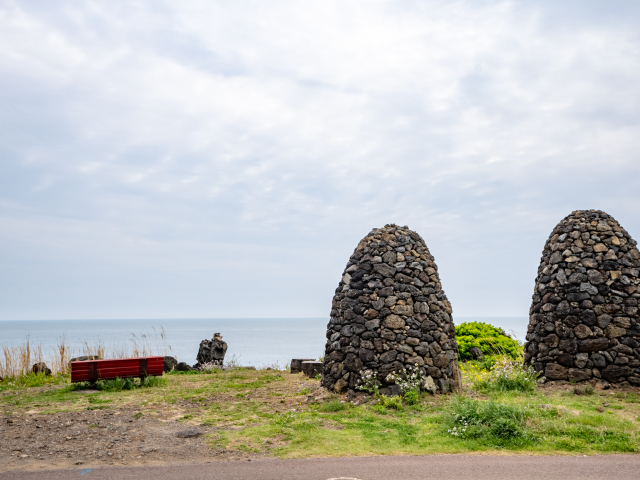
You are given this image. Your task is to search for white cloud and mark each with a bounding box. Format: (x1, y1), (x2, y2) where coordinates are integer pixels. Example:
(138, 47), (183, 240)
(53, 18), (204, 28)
(1, 0), (639, 320)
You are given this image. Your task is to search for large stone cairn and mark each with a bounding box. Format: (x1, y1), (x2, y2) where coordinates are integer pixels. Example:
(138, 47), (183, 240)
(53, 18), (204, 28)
(525, 210), (640, 385)
(322, 224), (461, 394)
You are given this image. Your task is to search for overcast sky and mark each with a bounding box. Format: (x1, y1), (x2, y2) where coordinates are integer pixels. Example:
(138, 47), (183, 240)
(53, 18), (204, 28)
(1, 0), (639, 321)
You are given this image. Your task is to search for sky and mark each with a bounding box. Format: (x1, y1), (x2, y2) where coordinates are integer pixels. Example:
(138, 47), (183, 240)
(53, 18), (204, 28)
(1, 0), (639, 321)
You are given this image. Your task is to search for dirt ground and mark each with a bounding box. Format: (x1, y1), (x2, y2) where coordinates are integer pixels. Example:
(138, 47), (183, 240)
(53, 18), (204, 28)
(2, 373), (639, 473)
(0, 373), (330, 473)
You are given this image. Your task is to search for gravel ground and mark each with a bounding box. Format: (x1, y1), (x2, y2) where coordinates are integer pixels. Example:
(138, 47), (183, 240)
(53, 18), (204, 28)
(0, 404), (261, 472)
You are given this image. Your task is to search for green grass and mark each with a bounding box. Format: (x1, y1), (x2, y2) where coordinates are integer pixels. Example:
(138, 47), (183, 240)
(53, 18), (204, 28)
(319, 400), (347, 412)
(0, 372), (68, 389)
(89, 375), (168, 391)
(221, 386), (640, 457)
(444, 396), (534, 447)
(2, 367), (640, 457)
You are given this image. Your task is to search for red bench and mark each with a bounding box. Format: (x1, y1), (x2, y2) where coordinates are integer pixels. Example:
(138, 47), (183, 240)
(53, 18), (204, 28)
(71, 356), (164, 383)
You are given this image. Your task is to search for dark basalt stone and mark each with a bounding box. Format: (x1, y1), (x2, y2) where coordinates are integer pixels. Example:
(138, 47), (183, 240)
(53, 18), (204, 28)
(32, 362), (52, 376)
(525, 210), (640, 384)
(163, 356), (178, 373)
(196, 334), (228, 366)
(322, 224), (460, 395)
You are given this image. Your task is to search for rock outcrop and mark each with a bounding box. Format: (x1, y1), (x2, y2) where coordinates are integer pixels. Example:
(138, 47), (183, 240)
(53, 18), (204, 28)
(525, 210), (640, 385)
(175, 362), (194, 372)
(32, 362), (51, 376)
(163, 356), (178, 373)
(322, 224), (461, 394)
(196, 333), (228, 366)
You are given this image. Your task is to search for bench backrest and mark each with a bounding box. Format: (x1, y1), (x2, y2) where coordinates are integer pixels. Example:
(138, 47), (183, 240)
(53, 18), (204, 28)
(71, 356), (164, 382)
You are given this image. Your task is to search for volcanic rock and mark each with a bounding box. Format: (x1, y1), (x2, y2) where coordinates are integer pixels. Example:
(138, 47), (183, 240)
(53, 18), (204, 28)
(322, 224), (461, 394)
(175, 362), (194, 372)
(196, 333), (228, 366)
(31, 362), (51, 376)
(525, 210), (640, 385)
(163, 356), (178, 373)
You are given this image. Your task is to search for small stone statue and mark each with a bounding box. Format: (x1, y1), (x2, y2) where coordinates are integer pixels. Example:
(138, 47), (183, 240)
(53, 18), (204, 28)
(196, 333), (228, 366)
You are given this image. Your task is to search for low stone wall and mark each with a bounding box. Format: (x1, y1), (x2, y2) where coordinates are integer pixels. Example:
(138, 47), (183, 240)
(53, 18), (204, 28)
(322, 224), (461, 394)
(525, 210), (640, 385)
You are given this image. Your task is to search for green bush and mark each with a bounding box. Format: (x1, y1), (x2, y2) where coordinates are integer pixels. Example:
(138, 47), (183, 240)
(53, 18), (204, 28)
(456, 321), (522, 360)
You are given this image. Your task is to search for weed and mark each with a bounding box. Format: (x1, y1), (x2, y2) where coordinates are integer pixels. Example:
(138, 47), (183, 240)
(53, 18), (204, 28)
(473, 358), (540, 393)
(356, 370), (380, 395)
(199, 360), (225, 373)
(320, 401), (347, 412)
(134, 412), (144, 419)
(272, 409), (298, 426)
(141, 376), (167, 388)
(87, 396), (112, 404)
(372, 404), (387, 415)
(445, 396), (534, 446)
(88, 375), (167, 392)
(386, 365), (425, 393)
(404, 390), (419, 406)
(0, 372), (66, 389)
(96, 377), (136, 391)
(379, 395), (403, 411)
(573, 385), (595, 395)
(490, 418), (523, 439)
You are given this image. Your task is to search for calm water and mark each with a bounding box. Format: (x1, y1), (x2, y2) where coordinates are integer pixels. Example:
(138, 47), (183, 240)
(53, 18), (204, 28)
(0, 317), (528, 367)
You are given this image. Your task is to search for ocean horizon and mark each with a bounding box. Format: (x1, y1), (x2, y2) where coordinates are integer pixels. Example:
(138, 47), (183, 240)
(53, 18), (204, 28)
(0, 317), (528, 367)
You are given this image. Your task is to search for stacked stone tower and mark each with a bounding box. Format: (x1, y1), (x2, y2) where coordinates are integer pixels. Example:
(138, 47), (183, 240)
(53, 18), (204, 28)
(525, 210), (640, 385)
(322, 224), (461, 394)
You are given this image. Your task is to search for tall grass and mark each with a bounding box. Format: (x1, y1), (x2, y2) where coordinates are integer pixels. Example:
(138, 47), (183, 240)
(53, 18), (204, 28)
(459, 340), (539, 393)
(0, 327), (172, 380)
(1, 338), (42, 379)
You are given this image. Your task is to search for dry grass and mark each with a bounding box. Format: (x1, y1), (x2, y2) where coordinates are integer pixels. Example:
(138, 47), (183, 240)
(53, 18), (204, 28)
(0, 327), (172, 379)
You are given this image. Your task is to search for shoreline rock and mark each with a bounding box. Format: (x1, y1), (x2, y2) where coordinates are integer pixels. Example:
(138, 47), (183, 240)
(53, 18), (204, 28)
(196, 333), (228, 367)
(31, 362), (51, 376)
(163, 356), (178, 373)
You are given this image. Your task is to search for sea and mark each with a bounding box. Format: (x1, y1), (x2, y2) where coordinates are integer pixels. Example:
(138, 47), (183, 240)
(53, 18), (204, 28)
(0, 317), (528, 367)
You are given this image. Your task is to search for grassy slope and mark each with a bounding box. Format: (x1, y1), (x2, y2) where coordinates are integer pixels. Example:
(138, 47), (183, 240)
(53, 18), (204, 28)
(1, 369), (639, 458)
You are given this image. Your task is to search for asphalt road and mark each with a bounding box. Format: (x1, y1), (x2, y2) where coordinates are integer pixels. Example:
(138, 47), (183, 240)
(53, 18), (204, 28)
(2, 455), (640, 480)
